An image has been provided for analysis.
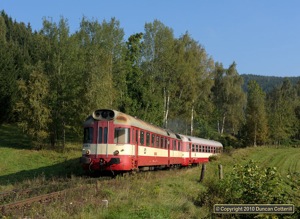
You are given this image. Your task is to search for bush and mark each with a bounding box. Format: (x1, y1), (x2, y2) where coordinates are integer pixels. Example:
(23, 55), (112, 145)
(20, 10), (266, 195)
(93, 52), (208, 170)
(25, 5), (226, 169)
(226, 160), (289, 204)
(196, 160), (291, 218)
(208, 155), (219, 162)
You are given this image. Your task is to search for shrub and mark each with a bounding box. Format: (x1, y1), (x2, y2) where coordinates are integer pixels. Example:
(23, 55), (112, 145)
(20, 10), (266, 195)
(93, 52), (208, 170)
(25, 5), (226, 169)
(225, 160), (289, 204)
(208, 155), (219, 162)
(196, 160), (291, 218)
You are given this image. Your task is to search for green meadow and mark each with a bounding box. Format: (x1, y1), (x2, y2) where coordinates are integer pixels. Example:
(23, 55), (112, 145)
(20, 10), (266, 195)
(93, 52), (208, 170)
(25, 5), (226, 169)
(0, 124), (299, 218)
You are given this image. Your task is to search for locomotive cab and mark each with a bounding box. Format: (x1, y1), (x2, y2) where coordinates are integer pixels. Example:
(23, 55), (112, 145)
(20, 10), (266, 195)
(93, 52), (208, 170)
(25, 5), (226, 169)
(80, 110), (135, 174)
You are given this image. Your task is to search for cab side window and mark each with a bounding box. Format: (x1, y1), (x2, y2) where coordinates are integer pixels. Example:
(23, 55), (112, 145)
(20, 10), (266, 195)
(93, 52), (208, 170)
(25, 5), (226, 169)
(114, 128), (130, 144)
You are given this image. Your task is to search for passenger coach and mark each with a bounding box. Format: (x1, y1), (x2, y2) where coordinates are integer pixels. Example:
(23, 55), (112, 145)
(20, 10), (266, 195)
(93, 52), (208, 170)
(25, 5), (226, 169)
(80, 109), (222, 174)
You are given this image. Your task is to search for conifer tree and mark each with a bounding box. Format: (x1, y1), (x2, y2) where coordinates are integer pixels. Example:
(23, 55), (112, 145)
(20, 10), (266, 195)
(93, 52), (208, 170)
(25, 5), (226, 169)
(121, 33), (144, 115)
(267, 79), (298, 144)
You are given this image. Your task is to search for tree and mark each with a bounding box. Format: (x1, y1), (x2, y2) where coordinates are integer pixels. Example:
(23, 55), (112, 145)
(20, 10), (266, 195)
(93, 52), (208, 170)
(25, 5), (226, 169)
(171, 33), (215, 136)
(40, 17), (87, 148)
(267, 79), (298, 145)
(243, 80), (268, 146)
(211, 62), (246, 135)
(295, 80), (300, 141)
(141, 20), (176, 126)
(76, 17), (124, 112)
(0, 11), (34, 123)
(15, 63), (50, 148)
(120, 33), (144, 115)
(0, 15), (16, 123)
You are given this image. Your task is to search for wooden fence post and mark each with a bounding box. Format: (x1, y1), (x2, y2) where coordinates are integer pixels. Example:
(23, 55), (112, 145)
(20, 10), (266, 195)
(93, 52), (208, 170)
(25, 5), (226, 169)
(218, 164), (223, 180)
(199, 163), (206, 182)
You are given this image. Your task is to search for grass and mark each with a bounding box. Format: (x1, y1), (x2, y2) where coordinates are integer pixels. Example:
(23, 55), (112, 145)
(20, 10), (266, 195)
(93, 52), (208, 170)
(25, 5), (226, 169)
(0, 124), (83, 190)
(0, 124), (299, 218)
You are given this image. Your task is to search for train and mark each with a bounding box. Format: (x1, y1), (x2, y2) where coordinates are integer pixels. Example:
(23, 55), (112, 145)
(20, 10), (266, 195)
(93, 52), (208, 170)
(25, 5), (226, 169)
(80, 109), (223, 175)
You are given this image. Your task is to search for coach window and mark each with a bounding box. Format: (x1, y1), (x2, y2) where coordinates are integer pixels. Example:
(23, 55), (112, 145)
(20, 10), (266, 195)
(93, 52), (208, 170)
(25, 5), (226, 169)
(152, 134), (155, 147)
(196, 145), (199, 152)
(146, 132), (150, 146)
(178, 141), (181, 151)
(140, 130), (145, 145)
(160, 137), (164, 148)
(192, 144), (195, 152)
(165, 139), (168, 149)
(173, 140), (177, 150)
(156, 136), (159, 147)
(83, 127), (93, 143)
(114, 128), (130, 144)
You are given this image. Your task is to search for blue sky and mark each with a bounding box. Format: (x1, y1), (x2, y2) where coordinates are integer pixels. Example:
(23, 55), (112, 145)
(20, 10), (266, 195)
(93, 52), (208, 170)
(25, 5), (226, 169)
(1, 0), (300, 77)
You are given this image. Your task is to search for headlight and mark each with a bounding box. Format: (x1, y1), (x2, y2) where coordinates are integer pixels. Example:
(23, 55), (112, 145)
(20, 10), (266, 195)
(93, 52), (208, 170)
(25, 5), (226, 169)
(86, 149), (90, 155)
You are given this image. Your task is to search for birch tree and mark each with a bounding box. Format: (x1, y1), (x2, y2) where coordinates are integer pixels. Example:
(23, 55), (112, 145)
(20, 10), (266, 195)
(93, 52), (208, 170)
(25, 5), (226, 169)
(211, 62), (246, 135)
(244, 80), (268, 146)
(142, 20), (176, 126)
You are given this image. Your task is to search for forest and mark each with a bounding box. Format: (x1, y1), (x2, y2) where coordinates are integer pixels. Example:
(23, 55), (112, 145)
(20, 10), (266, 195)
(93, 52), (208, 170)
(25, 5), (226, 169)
(0, 11), (299, 149)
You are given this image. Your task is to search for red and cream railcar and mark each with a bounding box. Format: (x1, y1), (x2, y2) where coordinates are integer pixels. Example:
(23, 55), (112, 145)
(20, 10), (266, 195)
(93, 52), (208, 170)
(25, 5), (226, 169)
(180, 135), (223, 165)
(80, 109), (184, 173)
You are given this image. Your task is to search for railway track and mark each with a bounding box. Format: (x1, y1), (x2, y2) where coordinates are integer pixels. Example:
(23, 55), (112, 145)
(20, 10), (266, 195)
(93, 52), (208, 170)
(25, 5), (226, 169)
(0, 182), (71, 205)
(0, 171), (181, 216)
(0, 176), (111, 216)
(1, 189), (66, 215)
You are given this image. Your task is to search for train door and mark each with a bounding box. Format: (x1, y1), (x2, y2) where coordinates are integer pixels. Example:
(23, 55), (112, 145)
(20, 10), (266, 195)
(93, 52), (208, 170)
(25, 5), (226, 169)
(167, 138), (170, 167)
(189, 143), (192, 164)
(97, 120), (113, 158)
(132, 128), (139, 168)
(169, 139), (175, 165)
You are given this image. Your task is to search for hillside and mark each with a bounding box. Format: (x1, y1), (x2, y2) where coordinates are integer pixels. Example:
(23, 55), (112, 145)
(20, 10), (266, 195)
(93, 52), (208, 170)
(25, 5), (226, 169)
(241, 74), (300, 93)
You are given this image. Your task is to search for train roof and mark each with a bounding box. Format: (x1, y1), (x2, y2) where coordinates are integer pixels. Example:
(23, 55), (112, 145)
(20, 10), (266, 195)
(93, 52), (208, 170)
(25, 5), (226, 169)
(89, 109), (180, 139)
(179, 134), (223, 147)
(87, 109), (222, 146)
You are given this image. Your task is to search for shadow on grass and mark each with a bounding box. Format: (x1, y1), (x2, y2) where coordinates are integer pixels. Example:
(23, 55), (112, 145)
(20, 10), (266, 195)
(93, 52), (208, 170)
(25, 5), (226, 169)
(0, 157), (85, 186)
(0, 124), (31, 149)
